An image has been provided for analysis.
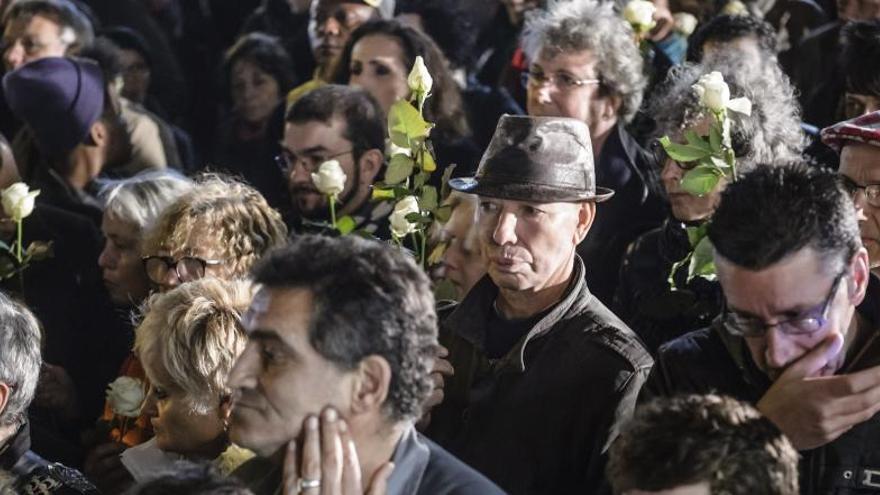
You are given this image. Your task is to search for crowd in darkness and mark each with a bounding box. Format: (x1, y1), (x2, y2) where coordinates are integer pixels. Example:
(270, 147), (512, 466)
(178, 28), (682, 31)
(0, 0), (879, 493)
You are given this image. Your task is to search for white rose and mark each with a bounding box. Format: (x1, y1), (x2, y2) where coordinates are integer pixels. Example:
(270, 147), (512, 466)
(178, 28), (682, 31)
(106, 376), (145, 418)
(389, 196), (420, 238)
(310, 160), (347, 197)
(1, 183), (39, 222)
(673, 12), (698, 36)
(692, 71), (730, 112)
(407, 56), (433, 96)
(624, 0), (657, 32)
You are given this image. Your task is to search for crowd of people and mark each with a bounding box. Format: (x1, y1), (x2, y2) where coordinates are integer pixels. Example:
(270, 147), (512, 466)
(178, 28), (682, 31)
(0, 0), (879, 493)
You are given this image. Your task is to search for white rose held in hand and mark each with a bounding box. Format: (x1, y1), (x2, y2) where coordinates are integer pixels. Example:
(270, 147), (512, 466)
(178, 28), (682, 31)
(106, 376), (145, 418)
(624, 0), (656, 34)
(311, 160), (347, 198)
(407, 56), (433, 96)
(390, 196), (420, 239)
(693, 71), (730, 112)
(1, 183), (39, 222)
(673, 12), (698, 36)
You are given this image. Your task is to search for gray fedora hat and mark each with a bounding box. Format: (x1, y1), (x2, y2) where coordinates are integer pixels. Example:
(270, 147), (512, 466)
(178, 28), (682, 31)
(449, 115), (614, 203)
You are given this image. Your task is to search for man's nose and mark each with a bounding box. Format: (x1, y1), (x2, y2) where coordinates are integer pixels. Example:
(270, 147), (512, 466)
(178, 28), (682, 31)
(227, 346), (258, 391)
(764, 327), (798, 371)
(3, 42), (24, 70)
(492, 212), (518, 246)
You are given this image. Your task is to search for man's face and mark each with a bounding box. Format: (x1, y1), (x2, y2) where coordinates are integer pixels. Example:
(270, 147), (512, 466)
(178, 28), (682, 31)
(477, 196), (592, 292)
(308, 0), (376, 68)
(98, 214), (150, 306)
(2, 14), (70, 71)
(283, 118), (359, 219)
(838, 0), (880, 21)
(716, 248), (865, 382)
(527, 49), (611, 139)
(844, 93), (880, 120)
(839, 143), (880, 268)
(228, 288), (353, 458)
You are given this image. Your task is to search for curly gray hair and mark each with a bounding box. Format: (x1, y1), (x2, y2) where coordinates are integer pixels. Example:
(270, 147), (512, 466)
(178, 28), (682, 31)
(0, 293), (41, 427)
(648, 54), (806, 173)
(521, 0), (647, 122)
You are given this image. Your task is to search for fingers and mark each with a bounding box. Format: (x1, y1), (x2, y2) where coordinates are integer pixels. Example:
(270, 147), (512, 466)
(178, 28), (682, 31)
(320, 409), (343, 494)
(339, 419), (363, 494)
(282, 441), (300, 495)
(366, 462), (394, 495)
(433, 357), (454, 377)
(301, 415), (322, 494)
(783, 332), (844, 380)
(837, 362), (880, 394)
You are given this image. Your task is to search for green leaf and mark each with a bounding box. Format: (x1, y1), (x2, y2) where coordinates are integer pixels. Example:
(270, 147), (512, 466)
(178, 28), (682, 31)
(709, 124), (722, 152)
(688, 236), (717, 282)
(419, 186), (438, 212)
(668, 252), (692, 290)
(684, 130), (711, 152)
(434, 204), (452, 223)
(420, 147), (437, 172)
(371, 187), (396, 201)
(336, 216), (356, 235)
(414, 171), (428, 189)
(388, 100), (432, 148)
(680, 164), (722, 197)
(685, 224), (708, 248)
(660, 136), (712, 162)
(385, 154), (415, 185)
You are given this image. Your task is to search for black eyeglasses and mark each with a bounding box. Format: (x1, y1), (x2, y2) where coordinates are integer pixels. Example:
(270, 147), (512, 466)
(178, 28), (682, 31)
(841, 175), (880, 208)
(142, 256), (223, 284)
(274, 149), (353, 176)
(723, 270), (846, 338)
(649, 139), (698, 171)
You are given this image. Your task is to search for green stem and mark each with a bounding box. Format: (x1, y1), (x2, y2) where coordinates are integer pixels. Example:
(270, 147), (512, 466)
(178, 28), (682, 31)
(329, 196), (337, 229)
(16, 219), (21, 262)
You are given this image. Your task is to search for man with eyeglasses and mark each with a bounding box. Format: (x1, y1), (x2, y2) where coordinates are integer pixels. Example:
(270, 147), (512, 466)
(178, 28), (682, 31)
(520, 0), (666, 305)
(285, 0), (395, 107)
(281, 84), (391, 237)
(822, 110), (880, 276)
(642, 163), (880, 494)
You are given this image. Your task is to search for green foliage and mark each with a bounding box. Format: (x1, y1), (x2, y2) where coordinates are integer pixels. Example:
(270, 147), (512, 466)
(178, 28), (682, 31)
(386, 154), (415, 185)
(388, 100), (432, 148)
(680, 164), (722, 197)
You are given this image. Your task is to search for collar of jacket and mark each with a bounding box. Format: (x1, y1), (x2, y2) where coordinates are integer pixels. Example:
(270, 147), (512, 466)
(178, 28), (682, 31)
(384, 425), (429, 495)
(598, 123), (651, 203)
(0, 422), (30, 472)
(445, 255), (589, 373)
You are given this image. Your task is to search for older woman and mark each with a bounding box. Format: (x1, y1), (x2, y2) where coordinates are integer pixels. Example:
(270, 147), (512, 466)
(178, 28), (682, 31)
(120, 278), (256, 482)
(614, 53), (806, 354)
(333, 20), (479, 177)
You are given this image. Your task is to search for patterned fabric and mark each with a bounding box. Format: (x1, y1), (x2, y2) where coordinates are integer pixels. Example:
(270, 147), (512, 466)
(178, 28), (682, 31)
(1, 424), (98, 494)
(821, 110), (880, 152)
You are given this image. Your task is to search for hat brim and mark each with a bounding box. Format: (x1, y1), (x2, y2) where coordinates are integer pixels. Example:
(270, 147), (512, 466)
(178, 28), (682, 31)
(449, 177), (614, 203)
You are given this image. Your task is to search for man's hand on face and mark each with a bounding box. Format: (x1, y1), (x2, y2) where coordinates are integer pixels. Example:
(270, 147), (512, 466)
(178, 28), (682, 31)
(283, 408), (393, 495)
(417, 344), (454, 430)
(757, 333), (880, 450)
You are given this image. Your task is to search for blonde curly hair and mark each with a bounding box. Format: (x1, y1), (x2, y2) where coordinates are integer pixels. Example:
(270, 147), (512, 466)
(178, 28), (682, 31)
(134, 278), (256, 413)
(142, 174), (288, 278)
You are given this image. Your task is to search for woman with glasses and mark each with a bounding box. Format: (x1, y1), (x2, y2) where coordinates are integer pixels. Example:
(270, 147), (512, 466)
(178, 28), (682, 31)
(614, 53), (806, 354)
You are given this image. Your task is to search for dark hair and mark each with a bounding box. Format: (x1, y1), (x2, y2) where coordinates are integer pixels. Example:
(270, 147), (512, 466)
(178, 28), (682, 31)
(687, 15), (777, 62)
(79, 37), (125, 82)
(223, 32), (296, 99)
(708, 163), (860, 270)
(332, 19), (471, 140)
(3, 0), (94, 55)
(101, 26), (153, 69)
(842, 20), (880, 97)
(252, 235), (437, 422)
(285, 84), (386, 162)
(395, 0), (480, 69)
(124, 462), (253, 495)
(608, 394), (799, 494)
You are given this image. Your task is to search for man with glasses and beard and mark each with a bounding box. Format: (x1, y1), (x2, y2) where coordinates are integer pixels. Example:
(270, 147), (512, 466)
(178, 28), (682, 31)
(280, 84), (391, 238)
(643, 163), (880, 495)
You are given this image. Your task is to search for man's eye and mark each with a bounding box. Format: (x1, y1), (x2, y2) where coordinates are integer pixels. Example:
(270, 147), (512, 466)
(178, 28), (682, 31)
(479, 202), (498, 214)
(522, 206), (543, 217)
(375, 64), (391, 76)
(557, 74), (576, 88)
(350, 62), (363, 76)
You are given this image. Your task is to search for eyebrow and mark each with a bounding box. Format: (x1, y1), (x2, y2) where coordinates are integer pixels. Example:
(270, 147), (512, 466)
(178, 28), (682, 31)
(727, 302), (814, 320)
(247, 328), (299, 353)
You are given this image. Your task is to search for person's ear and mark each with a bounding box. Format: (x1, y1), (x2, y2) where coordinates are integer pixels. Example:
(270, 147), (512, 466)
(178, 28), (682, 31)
(88, 119), (108, 148)
(219, 394), (233, 421)
(357, 149), (384, 186)
(599, 92), (622, 122)
(848, 247), (871, 306)
(0, 382), (12, 419)
(349, 355), (391, 417)
(573, 202), (596, 244)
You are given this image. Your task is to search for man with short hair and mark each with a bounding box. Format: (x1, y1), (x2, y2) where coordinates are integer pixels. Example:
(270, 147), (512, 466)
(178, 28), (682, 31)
(643, 164), (880, 494)
(227, 235), (504, 495)
(285, 0), (394, 106)
(608, 394), (799, 495)
(1, 0), (92, 71)
(0, 291), (99, 494)
(282, 84), (390, 237)
(520, 0), (665, 304)
(426, 115), (652, 494)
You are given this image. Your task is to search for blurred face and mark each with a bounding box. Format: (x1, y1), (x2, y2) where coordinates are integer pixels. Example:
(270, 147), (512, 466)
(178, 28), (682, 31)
(658, 119), (725, 222)
(440, 192), (486, 298)
(230, 60), (282, 126)
(119, 48), (151, 105)
(477, 197), (593, 292)
(838, 0), (880, 21)
(98, 215), (150, 306)
(839, 143), (880, 268)
(141, 350), (228, 457)
(500, 0), (541, 25)
(308, 0), (376, 67)
(625, 485), (711, 495)
(228, 288), (353, 458)
(702, 36), (765, 68)
(283, 118), (360, 219)
(844, 93), (880, 120)
(716, 248), (867, 382)
(149, 225), (228, 293)
(527, 49), (612, 139)
(348, 34), (409, 114)
(2, 14), (71, 71)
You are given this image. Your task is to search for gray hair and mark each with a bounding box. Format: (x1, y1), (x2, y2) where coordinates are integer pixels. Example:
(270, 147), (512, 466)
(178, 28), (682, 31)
(0, 292), (42, 427)
(100, 170), (194, 233)
(648, 54), (806, 173)
(521, 0), (647, 122)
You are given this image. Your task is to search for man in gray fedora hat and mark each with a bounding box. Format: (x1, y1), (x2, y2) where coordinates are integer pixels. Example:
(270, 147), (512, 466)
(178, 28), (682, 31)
(424, 115), (653, 495)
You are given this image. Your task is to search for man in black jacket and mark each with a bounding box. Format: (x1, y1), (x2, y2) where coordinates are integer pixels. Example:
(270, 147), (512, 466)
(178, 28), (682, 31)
(644, 163), (880, 494)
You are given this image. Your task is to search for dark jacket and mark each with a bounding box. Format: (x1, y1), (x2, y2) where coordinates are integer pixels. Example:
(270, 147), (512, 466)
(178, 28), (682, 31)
(578, 123), (667, 306)
(233, 426), (505, 495)
(0, 423), (98, 494)
(642, 275), (880, 494)
(426, 256), (653, 495)
(614, 218), (724, 354)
